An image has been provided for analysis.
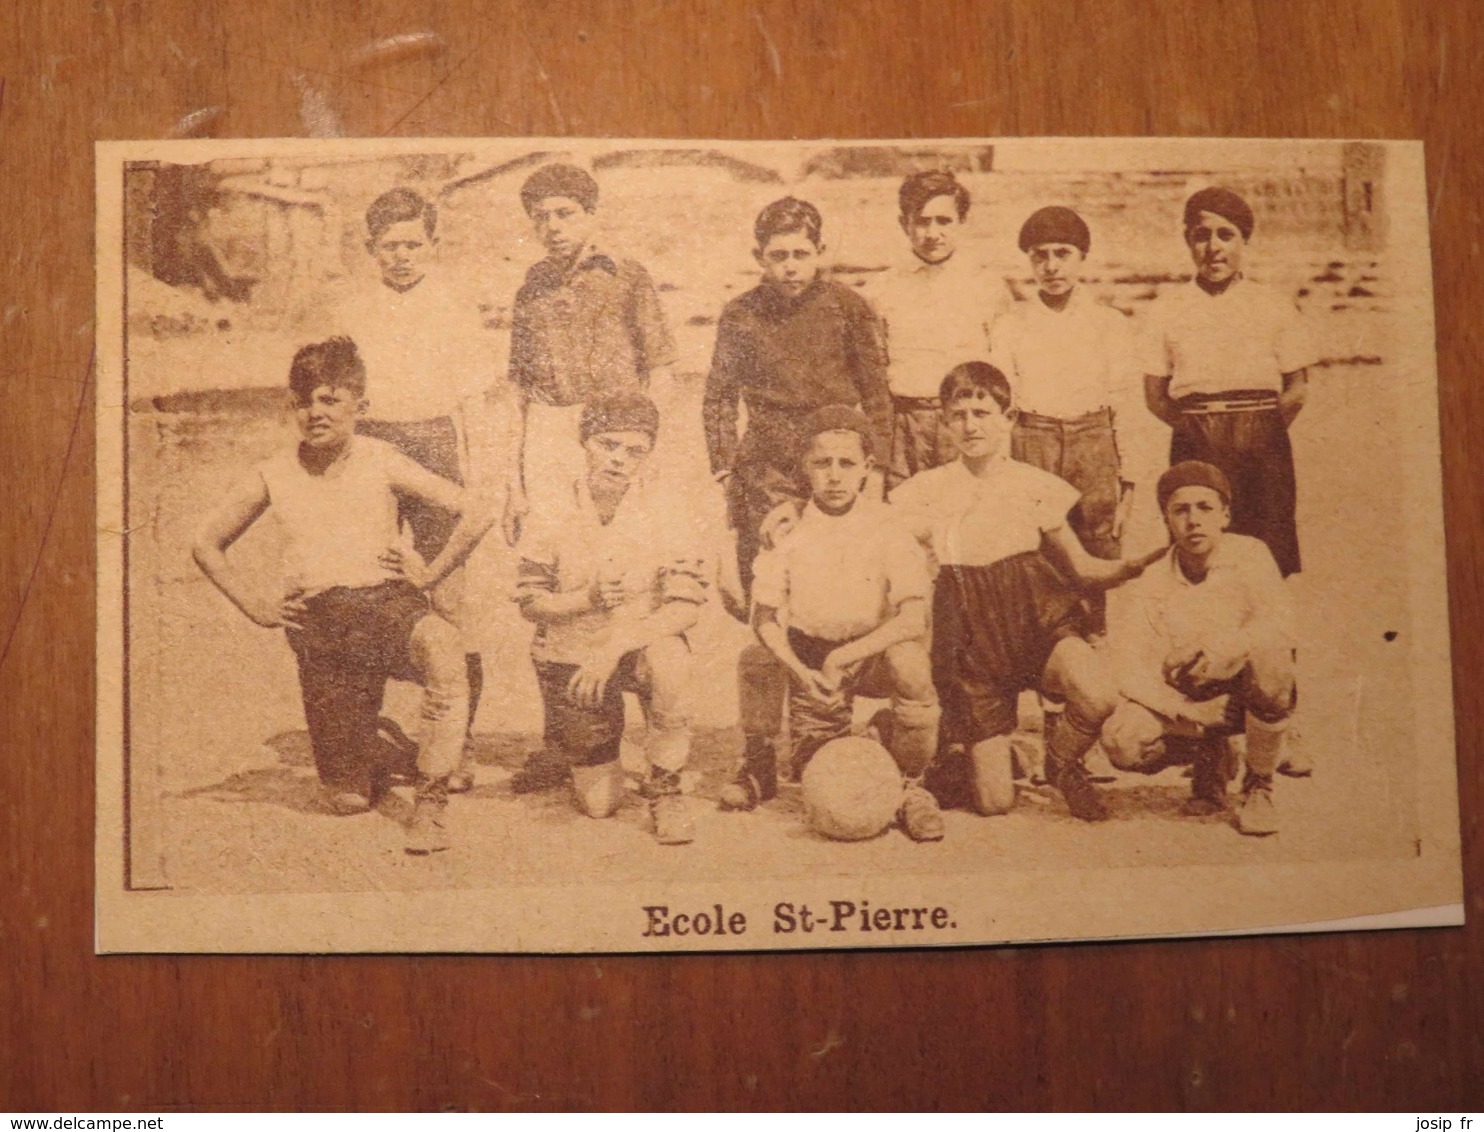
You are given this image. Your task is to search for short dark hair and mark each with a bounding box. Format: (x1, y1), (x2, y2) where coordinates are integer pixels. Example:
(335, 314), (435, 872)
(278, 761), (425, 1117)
(365, 188), (436, 241)
(520, 163), (600, 215)
(1018, 205), (1091, 255)
(754, 196), (823, 249)
(899, 171), (970, 222)
(939, 361), (1012, 413)
(289, 337), (366, 402)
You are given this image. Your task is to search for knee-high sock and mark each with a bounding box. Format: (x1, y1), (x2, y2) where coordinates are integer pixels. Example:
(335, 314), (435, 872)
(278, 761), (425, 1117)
(1045, 707), (1101, 772)
(1244, 712), (1287, 778)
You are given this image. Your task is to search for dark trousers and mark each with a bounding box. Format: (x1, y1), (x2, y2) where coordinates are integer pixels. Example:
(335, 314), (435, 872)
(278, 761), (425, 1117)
(1170, 394), (1300, 577)
(286, 582), (428, 794)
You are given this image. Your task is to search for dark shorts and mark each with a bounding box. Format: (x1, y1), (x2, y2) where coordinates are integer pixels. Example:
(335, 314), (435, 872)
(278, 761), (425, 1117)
(287, 581), (430, 678)
(1012, 407), (1121, 560)
(284, 581), (431, 791)
(932, 553), (1086, 743)
(535, 647), (678, 768)
(1170, 393), (1299, 577)
(357, 415), (462, 563)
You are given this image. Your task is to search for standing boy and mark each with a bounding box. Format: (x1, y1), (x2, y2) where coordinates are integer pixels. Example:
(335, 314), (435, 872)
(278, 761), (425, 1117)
(1141, 187), (1317, 579)
(504, 163), (677, 546)
(869, 171), (995, 487)
(731, 407), (943, 840)
(331, 187), (499, 787)
(192, 338), (483, 855)
(1101, 461), (1297, 835)
(991, 206), (1141, 568)
(703, 196), (893, 809)
(891, 363), (1164, 822)
(513, 393), (709, 845)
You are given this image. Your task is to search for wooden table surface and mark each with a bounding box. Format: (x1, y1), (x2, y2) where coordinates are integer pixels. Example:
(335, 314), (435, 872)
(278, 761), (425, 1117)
(2, 0), (1480, 1112)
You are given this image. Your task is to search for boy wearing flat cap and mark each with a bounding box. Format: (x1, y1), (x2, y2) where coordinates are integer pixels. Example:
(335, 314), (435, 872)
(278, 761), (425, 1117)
(990, 205), (1142, 581)
(1102, 461), (1296, 835)
(512, 392), (709, 845)
(504, 164), (677, 546)
(1141, 186), (1317, 580)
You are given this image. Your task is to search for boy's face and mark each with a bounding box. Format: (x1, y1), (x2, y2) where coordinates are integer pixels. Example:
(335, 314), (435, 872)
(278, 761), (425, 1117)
(1027, 242), (1084, 297)
(367, 218), (434, 291)
(529, 194), (595, 260)
(942, 389), (1012, 462)
(901, 193), (962, 265)
(754, 230), (823, 297)
(294, 384), (365, 450)
(583, 429), (654, 493)
(801, 430), (870, 516)
(1164, 486), (1230, 561)
(1185, 210), (1246, 285)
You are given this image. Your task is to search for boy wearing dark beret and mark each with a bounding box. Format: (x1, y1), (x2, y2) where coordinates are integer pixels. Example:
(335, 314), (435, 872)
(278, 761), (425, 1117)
(512, 392), (709, 845)
(990, 205), (1142, 582)
(1102, 461), (1296, 835)
(1140, 186), (1317, 579)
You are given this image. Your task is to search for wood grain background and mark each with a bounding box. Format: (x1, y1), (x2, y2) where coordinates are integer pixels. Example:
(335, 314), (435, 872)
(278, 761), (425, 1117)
(2, 0), (1480, 1111)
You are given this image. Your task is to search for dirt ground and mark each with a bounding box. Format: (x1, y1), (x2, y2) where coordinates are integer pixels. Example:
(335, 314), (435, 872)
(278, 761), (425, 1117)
(126, 356), (1425, 895)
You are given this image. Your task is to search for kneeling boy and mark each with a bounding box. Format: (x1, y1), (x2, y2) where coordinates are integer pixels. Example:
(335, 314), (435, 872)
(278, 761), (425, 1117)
(891, 362), (1164, 822)
(741, 406), (943, 840)
(513, 393), (709, 845)
(192, 337), (476, 855)
(1102, 461), (1296, 835)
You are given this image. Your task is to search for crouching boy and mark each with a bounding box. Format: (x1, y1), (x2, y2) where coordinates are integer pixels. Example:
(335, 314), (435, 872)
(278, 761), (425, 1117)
(891, 363), (1165, 822)
(735, 406), (943, 840)
(1102, 461), (1296, 836)
(512, 393), (708, 845)
(192, 337), (476, 855)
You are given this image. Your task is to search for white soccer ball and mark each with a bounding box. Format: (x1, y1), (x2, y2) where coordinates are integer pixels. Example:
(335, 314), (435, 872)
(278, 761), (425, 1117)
(801, 736), (903, 841)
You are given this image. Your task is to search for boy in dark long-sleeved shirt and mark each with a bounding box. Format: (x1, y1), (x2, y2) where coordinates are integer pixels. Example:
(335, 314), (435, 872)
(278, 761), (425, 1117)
(704, 197), (892, 597)
(702, 196), (892, 811)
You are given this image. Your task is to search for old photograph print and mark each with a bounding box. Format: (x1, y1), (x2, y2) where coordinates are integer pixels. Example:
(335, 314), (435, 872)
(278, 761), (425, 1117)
(95, 137), (1463, 953)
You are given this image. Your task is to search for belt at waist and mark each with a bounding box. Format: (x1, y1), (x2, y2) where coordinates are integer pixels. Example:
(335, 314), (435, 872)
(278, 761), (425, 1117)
(1177, 391), (1280, 415)
(1016, 406), (1113, 430)
(892, 394), (942, 411)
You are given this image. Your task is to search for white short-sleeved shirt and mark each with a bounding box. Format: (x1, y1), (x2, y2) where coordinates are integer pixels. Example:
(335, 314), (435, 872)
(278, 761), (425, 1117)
(328, 278), (494, 422)
(515, 476), (708, 664)
(258, 436), (410, 596)
(988, 290), (1138, 419)
(751, 499), (931, 642)
(869, 256), (995, 400)
(889, 456), (1081, 569)
(1139, 277), (1318, 399)
(1108, 534), (1295, 711)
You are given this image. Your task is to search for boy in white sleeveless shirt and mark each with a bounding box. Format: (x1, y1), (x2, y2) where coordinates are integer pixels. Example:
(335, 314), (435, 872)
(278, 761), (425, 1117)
(193, 338), (489, 855)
